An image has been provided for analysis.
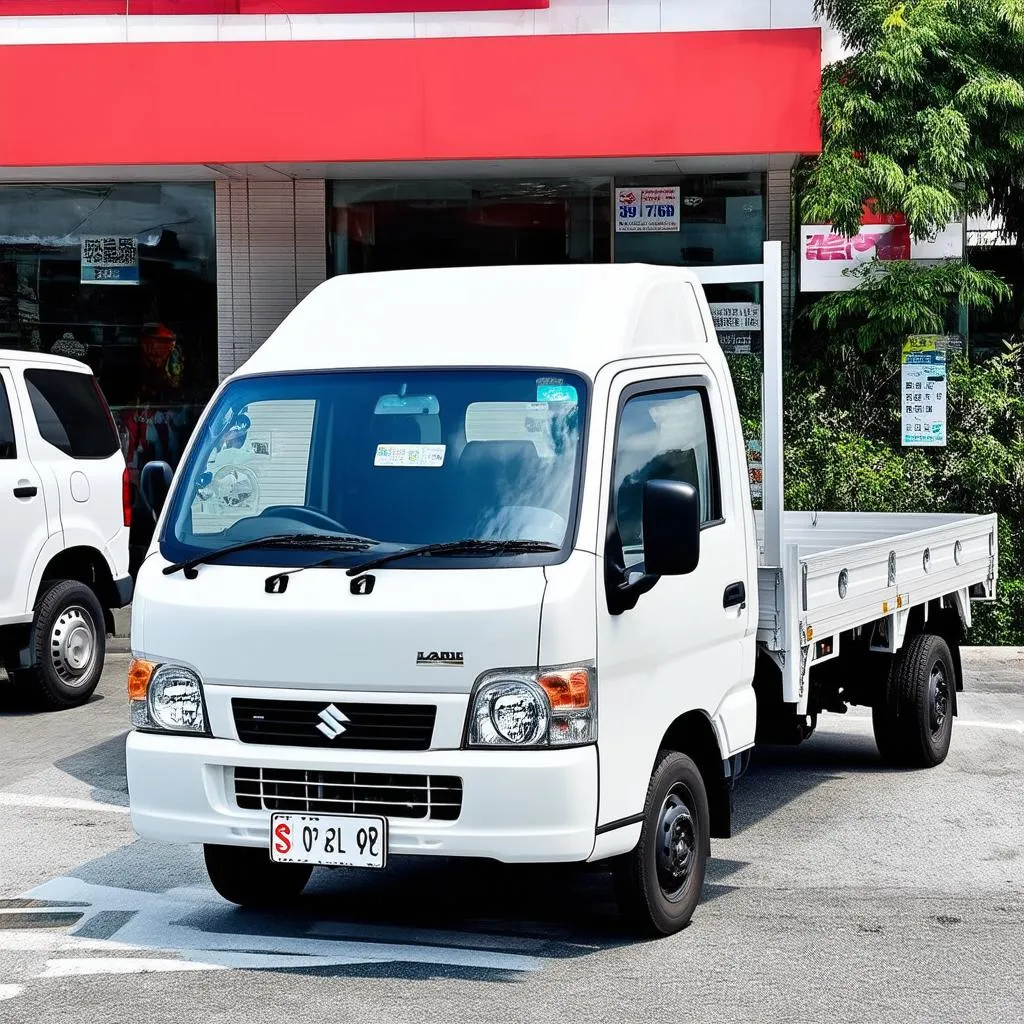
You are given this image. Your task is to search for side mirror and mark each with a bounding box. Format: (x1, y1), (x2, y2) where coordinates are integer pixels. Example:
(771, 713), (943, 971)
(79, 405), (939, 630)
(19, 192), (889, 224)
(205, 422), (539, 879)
(140, 460), (173, 522)
(642, 479), (701, 577)
(605, 478), (701, 616)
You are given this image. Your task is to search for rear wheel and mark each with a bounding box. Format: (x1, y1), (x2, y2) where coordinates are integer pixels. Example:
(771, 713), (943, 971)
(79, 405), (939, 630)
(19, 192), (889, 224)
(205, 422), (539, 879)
(613, 751), (709, 936)
(10, 580), (106, 710)
(873, 633), (956, 768)
(204, 844), (313, 908)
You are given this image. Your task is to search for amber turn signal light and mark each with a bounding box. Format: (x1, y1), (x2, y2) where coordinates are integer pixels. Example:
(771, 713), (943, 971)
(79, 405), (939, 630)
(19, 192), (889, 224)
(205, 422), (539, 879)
(127, 659), (157, 701)
(537, 669), (590, 709)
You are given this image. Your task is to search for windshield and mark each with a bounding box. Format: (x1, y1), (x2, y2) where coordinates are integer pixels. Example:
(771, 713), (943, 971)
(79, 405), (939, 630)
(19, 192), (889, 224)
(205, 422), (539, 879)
(160, 368), (587, 569)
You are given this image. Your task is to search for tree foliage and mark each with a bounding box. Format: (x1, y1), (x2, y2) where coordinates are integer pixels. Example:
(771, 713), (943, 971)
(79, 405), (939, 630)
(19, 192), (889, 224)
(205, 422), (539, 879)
(784, 1), (1024, 643)
(807, 0), (1024, 251)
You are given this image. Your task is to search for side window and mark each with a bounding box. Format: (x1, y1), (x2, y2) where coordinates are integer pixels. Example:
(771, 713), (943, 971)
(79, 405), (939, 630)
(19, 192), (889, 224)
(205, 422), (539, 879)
(24, 369), (120, 459)
(190, 399), (316, 535)
(612, 386), (719, 566)
(0, 378), (16, 459)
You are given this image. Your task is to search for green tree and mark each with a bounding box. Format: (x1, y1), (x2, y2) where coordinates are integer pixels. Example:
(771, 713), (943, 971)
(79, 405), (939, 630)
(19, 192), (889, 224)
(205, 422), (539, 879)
(787, 0), (1024, 643)
(806, 0), (1024, 332)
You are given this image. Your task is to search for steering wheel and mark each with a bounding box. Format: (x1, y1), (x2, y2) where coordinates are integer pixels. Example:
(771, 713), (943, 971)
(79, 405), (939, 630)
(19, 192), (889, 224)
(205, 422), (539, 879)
(255, 505), (350, 533)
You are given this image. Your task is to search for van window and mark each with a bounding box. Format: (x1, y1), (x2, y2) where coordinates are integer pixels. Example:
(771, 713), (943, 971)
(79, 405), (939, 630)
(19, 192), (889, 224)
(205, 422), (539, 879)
(0, 378), (15, 459)
(612, 387), (719, 567)
(163, 368), (587, 569)
(24, 369), (119, 459)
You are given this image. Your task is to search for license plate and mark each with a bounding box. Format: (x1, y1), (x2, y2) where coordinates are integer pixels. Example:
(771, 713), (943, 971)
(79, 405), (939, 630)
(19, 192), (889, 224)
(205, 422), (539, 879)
(270, 813), (387, 868)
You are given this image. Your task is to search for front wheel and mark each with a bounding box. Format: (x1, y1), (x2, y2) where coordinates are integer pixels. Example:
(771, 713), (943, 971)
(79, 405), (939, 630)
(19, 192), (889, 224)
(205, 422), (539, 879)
(613, 751), (709, 936)
(204, 844), (313, 907)
(873, 633), (956, 769)
(10, 579), (106, 710)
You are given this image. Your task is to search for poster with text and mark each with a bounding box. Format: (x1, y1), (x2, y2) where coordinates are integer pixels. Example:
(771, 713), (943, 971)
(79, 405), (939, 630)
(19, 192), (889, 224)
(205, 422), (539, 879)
(901, 336), (947, 447)
(615, 187), (681, 233)
(81, 236), (140, 285)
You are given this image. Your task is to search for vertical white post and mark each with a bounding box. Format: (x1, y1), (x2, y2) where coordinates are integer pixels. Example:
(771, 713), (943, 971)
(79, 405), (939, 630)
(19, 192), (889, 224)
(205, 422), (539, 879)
(762, 240), (785, 568)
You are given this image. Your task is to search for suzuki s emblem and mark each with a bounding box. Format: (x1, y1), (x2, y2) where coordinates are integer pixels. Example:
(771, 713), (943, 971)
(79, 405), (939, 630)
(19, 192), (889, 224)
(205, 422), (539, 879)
(350, 574), (375, 596)
(416, 651), (464, 667)
(316, 704), (350, 740)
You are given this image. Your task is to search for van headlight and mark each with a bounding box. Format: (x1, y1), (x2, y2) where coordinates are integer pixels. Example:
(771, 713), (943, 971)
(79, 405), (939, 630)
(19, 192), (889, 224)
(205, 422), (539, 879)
(466, 664), (596, 748)
(127, 659), (208, 734)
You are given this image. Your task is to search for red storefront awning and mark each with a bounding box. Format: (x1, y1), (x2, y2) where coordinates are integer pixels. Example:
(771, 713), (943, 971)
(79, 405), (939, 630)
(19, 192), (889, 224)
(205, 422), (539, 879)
(0, 29), (821, 168)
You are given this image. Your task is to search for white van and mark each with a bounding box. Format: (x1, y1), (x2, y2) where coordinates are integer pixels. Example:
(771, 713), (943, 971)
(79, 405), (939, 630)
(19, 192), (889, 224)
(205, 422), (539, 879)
(126, 254), (997, 934)
(0, 350), (132, 708)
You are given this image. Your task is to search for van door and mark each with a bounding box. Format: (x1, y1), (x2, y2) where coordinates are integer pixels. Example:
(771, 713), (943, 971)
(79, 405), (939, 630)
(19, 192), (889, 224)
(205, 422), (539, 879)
(0, 368), (52, 622)
(594, 365), (755, 829)
(20, 367), (127, 576)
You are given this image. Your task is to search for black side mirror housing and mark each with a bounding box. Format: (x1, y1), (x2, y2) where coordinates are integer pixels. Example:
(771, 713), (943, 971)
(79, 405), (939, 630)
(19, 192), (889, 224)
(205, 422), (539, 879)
(605, 478), (701, 615)
(642, 479), (701, 577)
(140, 460), (173, 522)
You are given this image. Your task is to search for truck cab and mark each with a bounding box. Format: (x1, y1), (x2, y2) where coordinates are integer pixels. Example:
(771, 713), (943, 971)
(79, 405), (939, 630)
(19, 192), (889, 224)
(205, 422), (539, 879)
(126, 258), (995, 935)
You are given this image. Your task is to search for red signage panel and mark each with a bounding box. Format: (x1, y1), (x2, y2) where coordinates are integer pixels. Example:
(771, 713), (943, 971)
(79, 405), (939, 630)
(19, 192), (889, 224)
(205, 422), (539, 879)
(0, 1), (548, 14)
(0, 29), (822, 167)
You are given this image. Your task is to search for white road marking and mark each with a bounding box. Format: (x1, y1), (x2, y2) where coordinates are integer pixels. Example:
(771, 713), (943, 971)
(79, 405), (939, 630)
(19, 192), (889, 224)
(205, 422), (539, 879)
(0, 793), (129, 814)
(844, 715), (1024, 734)
(16, 877), (544, 978)
(0, 985), (23, 1001)
(40, 958), (226, 978)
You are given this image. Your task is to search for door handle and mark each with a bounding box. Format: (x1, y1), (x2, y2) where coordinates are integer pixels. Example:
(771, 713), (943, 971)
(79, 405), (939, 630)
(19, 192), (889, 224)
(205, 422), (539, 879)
(723, 581), (746, 609)
(13, 485), (37, 499)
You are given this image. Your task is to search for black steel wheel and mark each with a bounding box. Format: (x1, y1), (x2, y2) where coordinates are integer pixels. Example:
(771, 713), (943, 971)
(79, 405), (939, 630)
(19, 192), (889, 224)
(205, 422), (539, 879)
(873, 633), (956, 768)
(614, 750), (709, 936)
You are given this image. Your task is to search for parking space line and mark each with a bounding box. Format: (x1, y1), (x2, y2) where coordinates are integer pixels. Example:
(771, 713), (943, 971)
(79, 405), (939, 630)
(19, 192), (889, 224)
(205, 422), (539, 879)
(0, 793), (130, 814)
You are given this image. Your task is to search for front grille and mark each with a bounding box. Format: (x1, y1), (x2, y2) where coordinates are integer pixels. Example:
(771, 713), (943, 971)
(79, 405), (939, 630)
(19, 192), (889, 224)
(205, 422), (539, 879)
(232, 698), (436, 751)
(234, 767), (463, 821)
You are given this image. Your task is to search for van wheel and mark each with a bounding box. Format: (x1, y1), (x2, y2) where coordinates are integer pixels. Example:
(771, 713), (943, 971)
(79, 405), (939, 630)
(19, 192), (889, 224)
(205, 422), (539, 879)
(11, 580), (106, 710)
(204, 844), (313, 908)
(613, 751), (709, 936)
(873, 633), (956, 769)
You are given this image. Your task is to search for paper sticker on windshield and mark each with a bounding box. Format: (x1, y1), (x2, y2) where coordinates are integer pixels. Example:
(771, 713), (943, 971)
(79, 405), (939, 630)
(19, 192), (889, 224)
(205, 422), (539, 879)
(374, 443), (446, 468)
(537, 383), (578, 405)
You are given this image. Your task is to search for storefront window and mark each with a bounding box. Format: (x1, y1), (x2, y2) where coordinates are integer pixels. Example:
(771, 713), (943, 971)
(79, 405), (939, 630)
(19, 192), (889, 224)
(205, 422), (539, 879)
(0, 183), (216, 564)
(330, 179), (610, 275)
(612, 173), (766, 267)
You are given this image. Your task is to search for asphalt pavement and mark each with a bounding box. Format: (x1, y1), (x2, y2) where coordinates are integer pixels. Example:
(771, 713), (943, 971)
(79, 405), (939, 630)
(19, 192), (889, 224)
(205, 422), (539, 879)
(0, 650), (1021, 1023)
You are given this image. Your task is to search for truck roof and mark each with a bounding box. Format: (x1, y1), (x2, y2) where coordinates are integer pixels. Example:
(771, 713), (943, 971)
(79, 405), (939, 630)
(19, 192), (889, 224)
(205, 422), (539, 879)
(0, 348), (91, 372)
(238, 264), (715, 380)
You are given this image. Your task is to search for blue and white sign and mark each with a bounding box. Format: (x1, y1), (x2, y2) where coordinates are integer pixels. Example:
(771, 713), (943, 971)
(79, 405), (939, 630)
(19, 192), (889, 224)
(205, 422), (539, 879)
(81, 236), (140, 285)
(615, 187), (681, 233)
(901, 335), (947, 447)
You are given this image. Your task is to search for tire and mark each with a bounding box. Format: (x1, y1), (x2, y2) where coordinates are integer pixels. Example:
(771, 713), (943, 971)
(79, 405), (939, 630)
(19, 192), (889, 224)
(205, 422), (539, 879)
(873, 633), (956, 769)
(10, 580), (106, 710)
(613, 751), (709, 936)
(204, 844), (313, 908)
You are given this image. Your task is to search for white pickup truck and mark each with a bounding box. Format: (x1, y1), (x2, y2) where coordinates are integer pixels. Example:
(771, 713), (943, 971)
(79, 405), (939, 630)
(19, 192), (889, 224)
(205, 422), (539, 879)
(1, 349), (133, 708)
(126, 246), (997, 935)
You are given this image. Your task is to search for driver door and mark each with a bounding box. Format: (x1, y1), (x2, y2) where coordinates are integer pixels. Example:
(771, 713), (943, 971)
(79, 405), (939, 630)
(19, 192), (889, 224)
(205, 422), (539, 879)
(594, 365), (754, 829)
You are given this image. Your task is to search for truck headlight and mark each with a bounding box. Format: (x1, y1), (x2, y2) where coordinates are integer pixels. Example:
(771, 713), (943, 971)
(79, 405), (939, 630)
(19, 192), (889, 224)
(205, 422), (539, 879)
(466, 664), (596, 748)
(127, 659), (208, 735)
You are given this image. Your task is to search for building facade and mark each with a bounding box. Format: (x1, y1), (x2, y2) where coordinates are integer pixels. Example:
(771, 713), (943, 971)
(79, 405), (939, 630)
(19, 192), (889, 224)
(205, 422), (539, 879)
(0, 0), (827, 523)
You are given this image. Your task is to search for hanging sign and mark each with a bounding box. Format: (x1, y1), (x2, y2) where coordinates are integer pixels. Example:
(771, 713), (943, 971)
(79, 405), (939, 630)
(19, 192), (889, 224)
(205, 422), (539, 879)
(615, 187), (681, 233)
(81, 236), (139, 285)
(709, 302), (761, 332)
(901, 336), (947, 447)
(800, 218), (963, 292)
(746, 439), (763, 503)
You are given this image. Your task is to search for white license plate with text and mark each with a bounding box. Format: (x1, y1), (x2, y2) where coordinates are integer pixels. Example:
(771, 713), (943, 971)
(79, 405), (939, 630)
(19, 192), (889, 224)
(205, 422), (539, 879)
(270, 813), (387, 868)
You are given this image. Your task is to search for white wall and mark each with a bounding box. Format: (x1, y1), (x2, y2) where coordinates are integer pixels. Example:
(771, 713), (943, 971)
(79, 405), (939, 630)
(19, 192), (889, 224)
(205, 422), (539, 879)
(216, 180), (326, 378)
(0, 0), (840, 59)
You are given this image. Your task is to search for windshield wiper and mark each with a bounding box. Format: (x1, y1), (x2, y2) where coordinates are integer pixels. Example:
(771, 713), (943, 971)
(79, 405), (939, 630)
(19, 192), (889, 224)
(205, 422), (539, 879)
(164, 533), (378, 579)
(344, 538), (560, 577)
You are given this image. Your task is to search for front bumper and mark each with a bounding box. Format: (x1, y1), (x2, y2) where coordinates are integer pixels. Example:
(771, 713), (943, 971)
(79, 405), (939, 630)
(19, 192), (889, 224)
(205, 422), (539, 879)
(125, 731), (599, 863)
